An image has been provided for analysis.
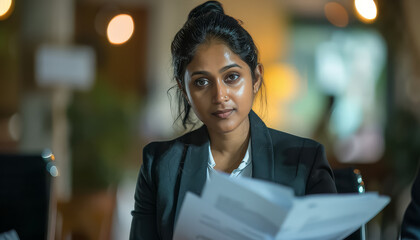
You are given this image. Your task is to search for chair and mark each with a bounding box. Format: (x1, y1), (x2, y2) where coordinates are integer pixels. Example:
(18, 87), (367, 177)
(333, 167), (366, 240)
(0, 153), (56, 240)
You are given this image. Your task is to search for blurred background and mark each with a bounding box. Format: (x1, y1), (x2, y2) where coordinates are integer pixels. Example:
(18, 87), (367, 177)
(0, 0), (419, 239)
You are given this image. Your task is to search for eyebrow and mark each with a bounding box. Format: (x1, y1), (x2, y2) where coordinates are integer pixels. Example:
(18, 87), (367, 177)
(219, 63), (242, 73)
(191, 63), (242, 77)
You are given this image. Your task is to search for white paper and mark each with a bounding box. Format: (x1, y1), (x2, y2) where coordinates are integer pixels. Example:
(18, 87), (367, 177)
(173, 192), (271, 240)
(201, 173), (292, 236)
(174, 172), (390, 240)
(230, 175), (294, 207)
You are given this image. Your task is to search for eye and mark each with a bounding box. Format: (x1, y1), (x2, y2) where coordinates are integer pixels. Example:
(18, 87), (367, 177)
(194, 78), (209, 87)
(225, 73), (239, 83)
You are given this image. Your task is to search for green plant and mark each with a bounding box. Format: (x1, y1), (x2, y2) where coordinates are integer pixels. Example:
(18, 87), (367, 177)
(68, 79), (139, 192)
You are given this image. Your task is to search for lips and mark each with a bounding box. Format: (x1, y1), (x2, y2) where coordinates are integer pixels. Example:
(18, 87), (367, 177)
(212, 109), (234, 119)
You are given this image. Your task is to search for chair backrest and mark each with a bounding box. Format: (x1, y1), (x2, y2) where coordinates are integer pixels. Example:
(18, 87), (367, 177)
(0, 154), (54, 240)
(333, 167), (366, 240)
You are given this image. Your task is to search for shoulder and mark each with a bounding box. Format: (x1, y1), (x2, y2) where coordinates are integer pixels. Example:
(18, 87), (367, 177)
(142, 125), (207, 166)
(265, 128), (335, 195)
(249, 110), (321, 150)
(266, 128), (327, 173)
(267, 127), (322, 150)
(249, 110), (322, 156)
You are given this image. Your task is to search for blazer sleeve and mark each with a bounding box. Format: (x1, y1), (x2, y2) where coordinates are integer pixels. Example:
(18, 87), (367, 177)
(401, 168), (420, 239)
(305, 143), (337, 194)
(130, 144), (160, 240)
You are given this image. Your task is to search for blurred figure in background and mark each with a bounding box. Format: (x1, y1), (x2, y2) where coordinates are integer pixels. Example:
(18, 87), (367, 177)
(401, 164), (420, 239)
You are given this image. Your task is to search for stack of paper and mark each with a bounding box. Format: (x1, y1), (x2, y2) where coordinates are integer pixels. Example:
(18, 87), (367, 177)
(173, 173), (390, 240)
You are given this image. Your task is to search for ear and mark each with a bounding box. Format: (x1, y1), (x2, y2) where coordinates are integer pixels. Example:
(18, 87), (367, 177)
(176, 78), (190, 104)
(176, 78), (184, 92)
(253, 63), (263, 94)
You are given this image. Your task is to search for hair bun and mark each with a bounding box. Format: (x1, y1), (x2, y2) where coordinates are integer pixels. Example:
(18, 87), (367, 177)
(187, 1), (224, 20)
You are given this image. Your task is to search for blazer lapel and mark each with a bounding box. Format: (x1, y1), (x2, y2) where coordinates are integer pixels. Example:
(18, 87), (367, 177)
(174, 126), (209, 225)
(249, 110), (275, 181)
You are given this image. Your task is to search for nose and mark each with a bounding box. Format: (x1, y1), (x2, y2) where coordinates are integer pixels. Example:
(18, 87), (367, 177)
(212, 79), (229, 104)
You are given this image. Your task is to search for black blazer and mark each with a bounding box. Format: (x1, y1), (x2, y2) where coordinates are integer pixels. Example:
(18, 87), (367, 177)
(130, 111), (337, 240)
(401, 166), (420, 239)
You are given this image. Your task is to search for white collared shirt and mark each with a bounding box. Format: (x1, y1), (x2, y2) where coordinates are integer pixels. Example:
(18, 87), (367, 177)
(206, 139), (252, 181)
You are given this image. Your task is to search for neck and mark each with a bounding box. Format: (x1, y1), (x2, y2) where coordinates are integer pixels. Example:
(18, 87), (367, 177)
(208, 118), (250, 173)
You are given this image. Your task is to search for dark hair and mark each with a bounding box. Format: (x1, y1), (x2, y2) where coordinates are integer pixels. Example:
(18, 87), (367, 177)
(171, 0), (263, 129)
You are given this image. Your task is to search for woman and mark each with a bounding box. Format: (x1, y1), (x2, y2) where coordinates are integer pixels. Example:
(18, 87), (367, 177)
(401, 165), (420, 239)
(130, 1), (337, 239)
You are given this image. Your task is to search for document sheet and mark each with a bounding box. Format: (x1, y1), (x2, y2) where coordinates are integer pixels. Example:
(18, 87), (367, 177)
(173, 172), (390, 240)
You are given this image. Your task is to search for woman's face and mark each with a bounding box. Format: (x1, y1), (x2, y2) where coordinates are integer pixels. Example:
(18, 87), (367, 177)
(182, 40), (262, 134)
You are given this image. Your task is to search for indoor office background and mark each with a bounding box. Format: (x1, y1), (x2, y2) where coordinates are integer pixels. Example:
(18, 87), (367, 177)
(0, 0), (419, 239)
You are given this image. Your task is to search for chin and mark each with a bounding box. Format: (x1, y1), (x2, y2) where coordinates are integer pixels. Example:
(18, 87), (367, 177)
(212, 121), (241, 134)
(203, 113), (249, 134)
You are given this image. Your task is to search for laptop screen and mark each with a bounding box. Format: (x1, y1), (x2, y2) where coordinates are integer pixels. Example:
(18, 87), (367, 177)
(0, 154), (52, 240)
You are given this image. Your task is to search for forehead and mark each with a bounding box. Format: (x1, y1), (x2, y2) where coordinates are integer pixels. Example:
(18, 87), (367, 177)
(187, 41), (246, 71)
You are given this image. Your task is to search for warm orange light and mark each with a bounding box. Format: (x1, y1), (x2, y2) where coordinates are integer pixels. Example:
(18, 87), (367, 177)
(355, 0), (377, 22)
(324, 2), (349, 28)
(264, 64), (299, 102)
(107, 14), (134, 45)
(253, 63), (299, 128)
(0, 0), (13, 20)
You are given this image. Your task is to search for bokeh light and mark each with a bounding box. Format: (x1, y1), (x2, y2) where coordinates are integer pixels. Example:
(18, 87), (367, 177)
(107, 14), (134, 45)
(355, 0), (377, 22)
(0, 0), (13, 20)
(7, 113), (21, 141)
(324, 2), (349, 28)
(50, 165), (59, 177)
